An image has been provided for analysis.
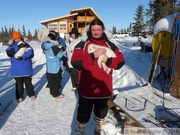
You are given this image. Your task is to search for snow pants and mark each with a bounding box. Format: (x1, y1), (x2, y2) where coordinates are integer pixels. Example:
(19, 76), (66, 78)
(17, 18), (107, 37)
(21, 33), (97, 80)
(47, 68), (62, 97)
(77, 94), (109, 124)
(70, 68), (78, 88)
(14, 76), (35, 99)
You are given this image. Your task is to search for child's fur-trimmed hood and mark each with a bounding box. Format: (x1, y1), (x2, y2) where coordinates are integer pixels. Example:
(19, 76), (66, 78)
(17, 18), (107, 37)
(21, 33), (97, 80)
(43, 36), (62, 48)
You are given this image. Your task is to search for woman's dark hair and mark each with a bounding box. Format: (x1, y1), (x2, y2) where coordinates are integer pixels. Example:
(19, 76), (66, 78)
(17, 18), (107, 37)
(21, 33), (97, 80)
(89, 18), (105, 30)
(49, 30), (56, 34)
(87, 18), (106, 39)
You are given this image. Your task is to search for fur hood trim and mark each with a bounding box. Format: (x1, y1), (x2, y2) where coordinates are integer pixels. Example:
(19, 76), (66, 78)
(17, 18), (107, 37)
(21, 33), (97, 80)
(81, 25), (113, 41)
(8, 38), (14, 46)
(43, 36), (62, 48)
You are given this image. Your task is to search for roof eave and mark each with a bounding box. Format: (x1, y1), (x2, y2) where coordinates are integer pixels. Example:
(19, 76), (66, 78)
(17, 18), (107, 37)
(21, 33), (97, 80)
(40, 13), (78, 24)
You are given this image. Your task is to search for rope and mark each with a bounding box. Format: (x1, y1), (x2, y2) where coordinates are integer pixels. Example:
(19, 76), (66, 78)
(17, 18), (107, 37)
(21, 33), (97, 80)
(124, 97), (147, 111)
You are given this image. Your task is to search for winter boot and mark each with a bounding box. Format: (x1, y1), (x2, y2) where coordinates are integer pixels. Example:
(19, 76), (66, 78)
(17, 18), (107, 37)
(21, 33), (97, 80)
(75, 121), (86, 135)
(94, 116), (105, 135)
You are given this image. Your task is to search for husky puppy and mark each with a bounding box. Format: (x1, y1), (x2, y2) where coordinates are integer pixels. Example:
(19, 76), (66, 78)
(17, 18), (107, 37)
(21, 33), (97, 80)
(15, 41), (30, 59)
(87, 44), (116, 74)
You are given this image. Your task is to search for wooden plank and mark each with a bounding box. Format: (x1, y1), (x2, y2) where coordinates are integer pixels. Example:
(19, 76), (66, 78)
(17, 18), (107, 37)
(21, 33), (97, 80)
(108, 90), (119, 109)
(170, 31), (180, 98)
(113, 84), (180, 134)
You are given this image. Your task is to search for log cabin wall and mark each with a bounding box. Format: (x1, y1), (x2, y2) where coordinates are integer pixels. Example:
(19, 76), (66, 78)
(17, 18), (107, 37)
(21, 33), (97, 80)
(40, 7), (103, 35)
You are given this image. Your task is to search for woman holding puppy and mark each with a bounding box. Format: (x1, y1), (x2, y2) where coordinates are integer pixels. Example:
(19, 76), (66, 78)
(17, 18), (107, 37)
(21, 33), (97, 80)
(71, 18), (125, 134)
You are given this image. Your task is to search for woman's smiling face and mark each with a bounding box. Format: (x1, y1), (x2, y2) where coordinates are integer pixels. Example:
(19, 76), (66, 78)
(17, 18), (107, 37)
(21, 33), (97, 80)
(91, 24), (104, 39)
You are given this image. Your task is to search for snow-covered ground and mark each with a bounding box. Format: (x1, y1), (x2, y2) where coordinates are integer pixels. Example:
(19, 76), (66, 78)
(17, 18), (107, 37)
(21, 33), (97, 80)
(0, 37), (157, 135)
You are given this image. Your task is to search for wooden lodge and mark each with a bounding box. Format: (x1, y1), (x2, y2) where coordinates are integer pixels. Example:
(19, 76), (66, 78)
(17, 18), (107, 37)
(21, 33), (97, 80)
(39, 7), (103, 35)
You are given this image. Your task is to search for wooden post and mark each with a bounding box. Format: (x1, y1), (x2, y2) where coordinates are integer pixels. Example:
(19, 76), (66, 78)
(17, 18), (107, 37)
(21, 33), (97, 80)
(170, 39), (180, 98)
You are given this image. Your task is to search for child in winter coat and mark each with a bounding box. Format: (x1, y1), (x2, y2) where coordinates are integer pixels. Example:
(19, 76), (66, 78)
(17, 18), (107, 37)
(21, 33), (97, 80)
(67, 27), (81, 91)
(41, 33), (67, 99)
(44, 30), (67, 88)
(6, 31), (36, 103)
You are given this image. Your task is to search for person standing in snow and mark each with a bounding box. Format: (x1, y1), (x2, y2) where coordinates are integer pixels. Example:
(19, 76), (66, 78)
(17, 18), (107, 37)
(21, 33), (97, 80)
(44, 30), (67, 88)
(71, 18), (125, 134)
(6, 31), (36, 103)
(66, 28), (81, 91)
(41, 33), (67, 99)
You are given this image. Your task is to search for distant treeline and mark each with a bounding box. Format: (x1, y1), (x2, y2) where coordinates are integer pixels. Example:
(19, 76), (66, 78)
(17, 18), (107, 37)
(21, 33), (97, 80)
(0, 25), (38, 45)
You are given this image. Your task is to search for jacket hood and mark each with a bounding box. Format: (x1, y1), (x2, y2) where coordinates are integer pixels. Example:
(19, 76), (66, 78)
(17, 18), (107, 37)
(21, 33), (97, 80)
(42, 36), (59, 45)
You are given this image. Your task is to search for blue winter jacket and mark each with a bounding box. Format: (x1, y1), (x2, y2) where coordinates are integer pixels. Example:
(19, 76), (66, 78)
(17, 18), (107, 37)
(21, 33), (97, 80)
(56, 33), (67, 50)
(6, 41), (34, 77)
(41, 42), (67, 73)
(59, 37), (67, 50)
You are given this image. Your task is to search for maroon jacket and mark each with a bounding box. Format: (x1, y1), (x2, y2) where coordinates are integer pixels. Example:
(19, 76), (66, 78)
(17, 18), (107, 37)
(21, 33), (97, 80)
(71, 34), (125, 98)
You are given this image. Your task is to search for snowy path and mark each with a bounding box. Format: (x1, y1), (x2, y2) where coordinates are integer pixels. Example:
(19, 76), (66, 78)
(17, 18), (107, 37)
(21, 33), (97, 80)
(0, 38), (152, 135)
(0, 77), (81, 135)
(0, 43), (121, 135)
(0, 44), (96, 135)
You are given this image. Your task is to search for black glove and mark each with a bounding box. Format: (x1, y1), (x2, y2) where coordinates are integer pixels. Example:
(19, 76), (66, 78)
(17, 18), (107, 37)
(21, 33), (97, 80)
(61, 47), (65, 52)
(66, 63), (72, 73)
(16, 57), (23, 60)
(60, 56), (67, 66)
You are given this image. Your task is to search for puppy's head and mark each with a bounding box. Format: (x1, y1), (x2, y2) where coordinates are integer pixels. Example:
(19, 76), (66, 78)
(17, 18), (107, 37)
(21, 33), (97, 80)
(87, 44), (97, 53)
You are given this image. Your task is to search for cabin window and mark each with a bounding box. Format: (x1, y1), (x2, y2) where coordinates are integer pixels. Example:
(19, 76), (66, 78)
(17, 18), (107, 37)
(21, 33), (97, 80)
(49, 24), (57, 30)
(60, 24), (66, 30)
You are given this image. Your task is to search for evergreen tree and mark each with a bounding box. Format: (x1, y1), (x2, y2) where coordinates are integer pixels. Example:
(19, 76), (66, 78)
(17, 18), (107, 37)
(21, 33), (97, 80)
(27, 30), (32, 40)
(112, 26), (116, 34)
(133, 4), (145, 37)
(22, 25), (26, 36)
(127, 27), (130, 33)
(129, 23), (132, 32)
(2, 26), (9, 44)
(33, 29), (38, 40)
(8, 27), (14, 38)
(146, 0), (180, 28)
(145, 1), (154, 30)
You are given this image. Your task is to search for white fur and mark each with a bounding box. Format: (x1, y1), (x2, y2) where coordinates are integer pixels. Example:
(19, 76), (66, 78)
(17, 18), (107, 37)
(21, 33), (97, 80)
(15, 48), (27, 58)
(8, 38), (14, 46)
(15, 41), (27, 59)
(42, 36), (62, 48)
(87, 44), (116, 74)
